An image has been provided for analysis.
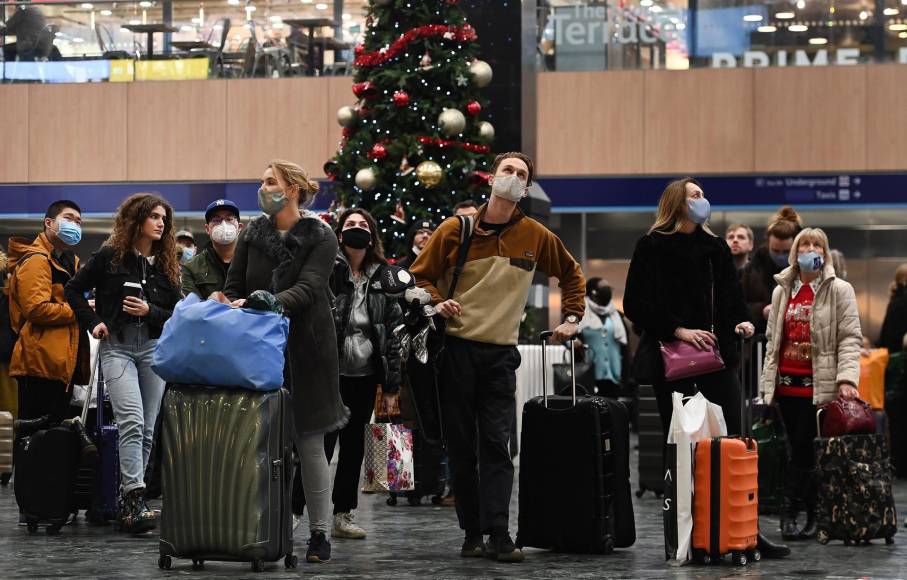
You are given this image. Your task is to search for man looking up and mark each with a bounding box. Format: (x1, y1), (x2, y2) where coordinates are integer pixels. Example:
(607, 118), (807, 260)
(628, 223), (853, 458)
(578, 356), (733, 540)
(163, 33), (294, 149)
(410, 152), (586, 563)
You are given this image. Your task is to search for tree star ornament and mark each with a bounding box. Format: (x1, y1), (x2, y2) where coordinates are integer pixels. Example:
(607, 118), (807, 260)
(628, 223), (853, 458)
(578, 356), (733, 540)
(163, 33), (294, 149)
(455, 73), (468, 87)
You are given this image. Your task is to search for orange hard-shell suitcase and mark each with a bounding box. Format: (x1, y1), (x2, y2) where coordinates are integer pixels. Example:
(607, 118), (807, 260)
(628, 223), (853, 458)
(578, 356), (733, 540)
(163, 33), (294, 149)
(691, 437), (759, 565)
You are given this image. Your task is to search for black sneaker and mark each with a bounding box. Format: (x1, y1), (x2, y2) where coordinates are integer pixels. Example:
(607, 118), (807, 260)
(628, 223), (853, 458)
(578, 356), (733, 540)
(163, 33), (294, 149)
(486, 533), (524, 563)
(460, 534), (486, 558)
(117, 489), (156, 534)
(306, 531), (332, 563)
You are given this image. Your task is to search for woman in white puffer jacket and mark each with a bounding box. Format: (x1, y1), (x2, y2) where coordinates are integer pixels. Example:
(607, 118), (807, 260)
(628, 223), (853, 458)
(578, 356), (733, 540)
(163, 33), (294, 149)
(760, 227), (862, 542)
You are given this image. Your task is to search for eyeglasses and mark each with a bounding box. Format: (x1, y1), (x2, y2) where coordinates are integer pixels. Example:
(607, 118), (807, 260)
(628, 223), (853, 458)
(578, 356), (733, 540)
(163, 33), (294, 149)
(209, 217), (239, 226)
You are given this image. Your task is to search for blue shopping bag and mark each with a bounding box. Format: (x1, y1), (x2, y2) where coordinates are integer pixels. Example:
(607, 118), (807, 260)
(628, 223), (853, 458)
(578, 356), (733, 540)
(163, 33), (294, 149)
(152, 293), (290, 391)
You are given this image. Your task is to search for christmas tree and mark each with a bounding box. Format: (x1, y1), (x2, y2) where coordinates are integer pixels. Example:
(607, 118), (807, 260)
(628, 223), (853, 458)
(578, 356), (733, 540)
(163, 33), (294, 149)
(325, 0), (496, 258)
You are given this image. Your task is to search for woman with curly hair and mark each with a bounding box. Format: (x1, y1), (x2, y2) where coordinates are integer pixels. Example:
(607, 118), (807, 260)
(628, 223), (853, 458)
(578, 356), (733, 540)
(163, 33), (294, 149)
(65, 193), (181, 534)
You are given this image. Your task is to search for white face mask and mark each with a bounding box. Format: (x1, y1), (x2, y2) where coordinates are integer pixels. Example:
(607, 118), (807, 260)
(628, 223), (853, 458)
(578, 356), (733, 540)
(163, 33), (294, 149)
(491, 174), (526, 202)
(211, 222), (239, 245)
(411, 244), (422, 257)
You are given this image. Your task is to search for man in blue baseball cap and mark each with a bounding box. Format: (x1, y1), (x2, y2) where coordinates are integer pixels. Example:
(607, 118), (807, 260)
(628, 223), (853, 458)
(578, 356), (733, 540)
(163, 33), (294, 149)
(181, 199), (243, 299)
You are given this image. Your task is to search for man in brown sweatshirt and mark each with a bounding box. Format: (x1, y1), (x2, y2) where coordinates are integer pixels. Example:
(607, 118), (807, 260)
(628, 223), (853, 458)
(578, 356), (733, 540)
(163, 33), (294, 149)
(410, 152), (585, 562)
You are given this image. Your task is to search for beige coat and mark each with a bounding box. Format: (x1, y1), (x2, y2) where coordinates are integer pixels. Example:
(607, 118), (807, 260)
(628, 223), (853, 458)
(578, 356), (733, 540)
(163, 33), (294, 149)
(761, 263), (862, 405)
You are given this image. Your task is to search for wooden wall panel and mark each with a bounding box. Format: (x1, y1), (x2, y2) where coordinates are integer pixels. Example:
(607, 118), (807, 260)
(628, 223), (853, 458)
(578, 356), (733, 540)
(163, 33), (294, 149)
(643, 69), (754, 174)
(536, 71), (644, 176)
(28, 84), (127, 182)
(0, 86), (29, 183)
(324, 77), (353, 174)
(754, 66), (867, 172)
(127, 80), (227, 181)
(226, 78), (329, 180)
(867, 65), (907, 171)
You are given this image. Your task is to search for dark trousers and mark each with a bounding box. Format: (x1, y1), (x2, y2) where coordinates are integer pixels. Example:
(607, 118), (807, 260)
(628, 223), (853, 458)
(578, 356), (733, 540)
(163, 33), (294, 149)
(17, 376), (72, 425)
(777, 395), (817, 470)
(324, 374), (378, 514)
(653, 367), (743, 438)
(441, 336), (521, 536)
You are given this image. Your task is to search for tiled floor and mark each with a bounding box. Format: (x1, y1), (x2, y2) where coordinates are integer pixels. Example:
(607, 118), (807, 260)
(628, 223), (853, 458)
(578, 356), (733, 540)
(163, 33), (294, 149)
(1, 434), (905, 579)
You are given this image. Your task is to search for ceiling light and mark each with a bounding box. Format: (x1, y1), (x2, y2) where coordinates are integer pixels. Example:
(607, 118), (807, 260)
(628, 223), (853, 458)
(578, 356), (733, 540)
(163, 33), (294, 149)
(789, 24), (808, 31)
(640, 0), (654, 6)
(649, 5), (663, 12)
(269, 15), (282, 22)
(758, 25), (778, 32)
(301, 0), (313, 3)
(80, 3), (93, 8)
(859, 10), (869, 20)
(191, 17), (201, 24)
(180, 25), (194, 32)
(129, 19), (141, 25)
(775, 12), (795, 19)
(341, 13), (351, 21)
(890, 22), (907, 30)
(743, 14), (763, 22)
(100, 9), (112, 15)
(315, 2), (328, 8)
(228, 0), (240, 4)
(884, 8), (900, 15)
(901, 30), (907, 37)
(796, 0), (806, 8)
(72, 37), (84, 43)
(139, 1), (152, 7)
(809, 37), (828, 44)
(246, 5), (256, 11)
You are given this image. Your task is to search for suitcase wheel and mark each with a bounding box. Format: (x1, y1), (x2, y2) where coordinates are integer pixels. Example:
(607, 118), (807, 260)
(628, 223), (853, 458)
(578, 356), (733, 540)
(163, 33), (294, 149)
(192, 559), (205, 571)
(692, 549), (710, 565)
(157, 555), (172, 570)
(817, 530), (830, 545)
(26, 521), (39, 535)
(0, 472), (10, 486)
(747, 549), (761, 563)
(732, 551), (747, 566)
(886, 536), (895, 545)
(386, 495), (398, 506)
(251, 559), (265, 573)
(407, 494), (421, 507)
(284, 554), (298, 569)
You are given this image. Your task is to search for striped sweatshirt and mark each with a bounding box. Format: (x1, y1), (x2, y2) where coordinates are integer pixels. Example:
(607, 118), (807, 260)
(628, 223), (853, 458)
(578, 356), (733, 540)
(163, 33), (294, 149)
(409, 205), (586, 346)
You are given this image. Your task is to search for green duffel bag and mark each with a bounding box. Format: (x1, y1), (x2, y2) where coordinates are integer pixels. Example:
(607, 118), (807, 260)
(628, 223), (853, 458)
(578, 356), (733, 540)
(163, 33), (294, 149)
(752, 404), (790, 514)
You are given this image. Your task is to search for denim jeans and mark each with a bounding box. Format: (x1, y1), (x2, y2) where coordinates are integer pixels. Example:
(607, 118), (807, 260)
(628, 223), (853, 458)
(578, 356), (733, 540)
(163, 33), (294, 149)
(99, 336), (166, 494)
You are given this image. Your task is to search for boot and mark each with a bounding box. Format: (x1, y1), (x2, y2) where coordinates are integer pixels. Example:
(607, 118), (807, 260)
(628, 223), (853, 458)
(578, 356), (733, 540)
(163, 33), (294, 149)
(798, 469), (818, 540)
(117, 488), (157, 534)
(757, 531), (790, 559)
(63, 418), (97, 462)
(780, 467), (802, 541)
(13, 415), (51, 436)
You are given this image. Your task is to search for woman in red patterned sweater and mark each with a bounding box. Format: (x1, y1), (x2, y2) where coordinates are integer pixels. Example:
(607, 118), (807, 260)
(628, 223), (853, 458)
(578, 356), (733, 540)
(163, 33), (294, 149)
(760, 228), (862, 542)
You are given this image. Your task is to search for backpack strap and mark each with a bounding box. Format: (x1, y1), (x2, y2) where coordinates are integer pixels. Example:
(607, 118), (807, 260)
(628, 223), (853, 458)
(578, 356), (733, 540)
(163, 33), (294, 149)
(446, 215), (475, 301)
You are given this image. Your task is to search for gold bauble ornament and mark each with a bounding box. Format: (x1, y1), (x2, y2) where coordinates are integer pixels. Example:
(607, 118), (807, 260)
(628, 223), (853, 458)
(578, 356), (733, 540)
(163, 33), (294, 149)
(415, 160), (443, 188)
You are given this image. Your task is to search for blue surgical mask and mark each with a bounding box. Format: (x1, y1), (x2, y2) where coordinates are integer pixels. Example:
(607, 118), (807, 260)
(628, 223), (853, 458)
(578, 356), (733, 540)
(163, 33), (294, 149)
(56, 218), (82, 246)
(180, 247), (196, 263)
(770, 250), (789, 269)
(797, 251), (824, 273)
(686, 197), (711, 225)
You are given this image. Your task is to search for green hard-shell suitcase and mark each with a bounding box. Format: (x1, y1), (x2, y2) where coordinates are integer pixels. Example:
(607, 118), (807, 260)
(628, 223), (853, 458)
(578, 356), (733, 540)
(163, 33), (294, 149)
(158, 386), (296, 572)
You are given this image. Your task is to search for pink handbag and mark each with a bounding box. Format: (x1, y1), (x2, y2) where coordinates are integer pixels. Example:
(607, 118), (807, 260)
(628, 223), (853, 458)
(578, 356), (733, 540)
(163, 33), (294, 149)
(659, 259), (726, 382)
(660, 340), (726, 381)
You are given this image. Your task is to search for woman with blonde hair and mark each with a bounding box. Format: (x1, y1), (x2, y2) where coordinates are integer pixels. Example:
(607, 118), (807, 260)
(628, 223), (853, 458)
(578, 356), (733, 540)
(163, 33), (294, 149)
(878, 264), (907, 353)
(65, 193), (182, 534)
(760, 227), (861, 541)
(224, 160), (348, 564)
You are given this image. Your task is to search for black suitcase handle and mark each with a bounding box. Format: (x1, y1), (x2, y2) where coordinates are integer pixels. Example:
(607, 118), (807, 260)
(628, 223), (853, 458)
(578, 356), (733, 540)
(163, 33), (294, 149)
(539, 331), (577, 409)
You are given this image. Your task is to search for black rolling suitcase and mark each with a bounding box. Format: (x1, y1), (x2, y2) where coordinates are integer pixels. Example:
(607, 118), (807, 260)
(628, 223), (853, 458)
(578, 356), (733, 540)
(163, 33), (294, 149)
(517, 331), (635, 554)
(157, 385), (296, 573)
(636, 383), (664, 498)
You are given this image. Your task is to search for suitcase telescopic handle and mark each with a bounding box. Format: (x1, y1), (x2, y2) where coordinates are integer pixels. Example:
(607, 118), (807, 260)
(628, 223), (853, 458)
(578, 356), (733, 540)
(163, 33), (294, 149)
(539, 331), (577, 408)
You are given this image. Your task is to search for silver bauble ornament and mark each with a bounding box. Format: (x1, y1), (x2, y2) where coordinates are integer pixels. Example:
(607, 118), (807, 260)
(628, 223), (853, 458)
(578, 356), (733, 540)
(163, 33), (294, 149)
(355, 168), (377, 190)
(469, 60), (493, 88)
(438, 108), (466, 137)
(478, 121), (495, 144)
(337, 106), (357, 128)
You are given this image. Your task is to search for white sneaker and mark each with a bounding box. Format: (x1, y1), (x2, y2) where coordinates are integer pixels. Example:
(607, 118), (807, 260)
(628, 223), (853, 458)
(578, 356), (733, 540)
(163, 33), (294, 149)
(331, 512), (366, 539)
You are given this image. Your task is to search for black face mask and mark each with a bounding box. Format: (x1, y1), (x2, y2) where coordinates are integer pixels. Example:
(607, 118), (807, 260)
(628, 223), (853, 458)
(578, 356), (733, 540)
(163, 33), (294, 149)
(592, 286), (612, 305)
(341, 227), (371, 250)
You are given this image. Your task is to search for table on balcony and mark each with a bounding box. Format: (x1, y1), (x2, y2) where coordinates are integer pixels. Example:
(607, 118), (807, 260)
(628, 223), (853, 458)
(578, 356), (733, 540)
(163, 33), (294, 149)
(284, 17), (338, 76)
(122, 23), (178, 59)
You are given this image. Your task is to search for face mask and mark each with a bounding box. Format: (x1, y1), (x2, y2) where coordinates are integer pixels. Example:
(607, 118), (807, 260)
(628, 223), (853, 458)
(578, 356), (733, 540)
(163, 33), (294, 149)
(798, 251), (824, 273)
(491, 174), (526, 202)
(341, 227), (371, 250)
(770, 250), (789, 269)
(55, 218), (82, 246)
(180, 247), (195, 263)
(210, 222), (239, 245)
(686, 197), (711, 225)
(258, 186), (289, 217)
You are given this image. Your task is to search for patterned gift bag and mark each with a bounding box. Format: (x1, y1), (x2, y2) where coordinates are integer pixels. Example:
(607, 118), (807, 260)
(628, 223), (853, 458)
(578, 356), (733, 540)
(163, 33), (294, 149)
(362, 423), (414, 493)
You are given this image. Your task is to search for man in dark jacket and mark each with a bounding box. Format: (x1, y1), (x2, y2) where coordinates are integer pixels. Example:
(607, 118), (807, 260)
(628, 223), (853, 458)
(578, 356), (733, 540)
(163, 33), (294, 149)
(181, 199), (243, 299)
(396, 219), (435, 270)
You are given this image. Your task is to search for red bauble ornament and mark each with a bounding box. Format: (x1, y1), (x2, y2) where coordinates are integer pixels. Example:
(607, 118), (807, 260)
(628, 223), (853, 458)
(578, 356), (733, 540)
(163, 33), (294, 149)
(369, 143), (388, 160)
(352, 81), (378, 99)
(354, 44), (365, 56)
(467, 101), (482, 116)
(393, 91), (410, 107)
